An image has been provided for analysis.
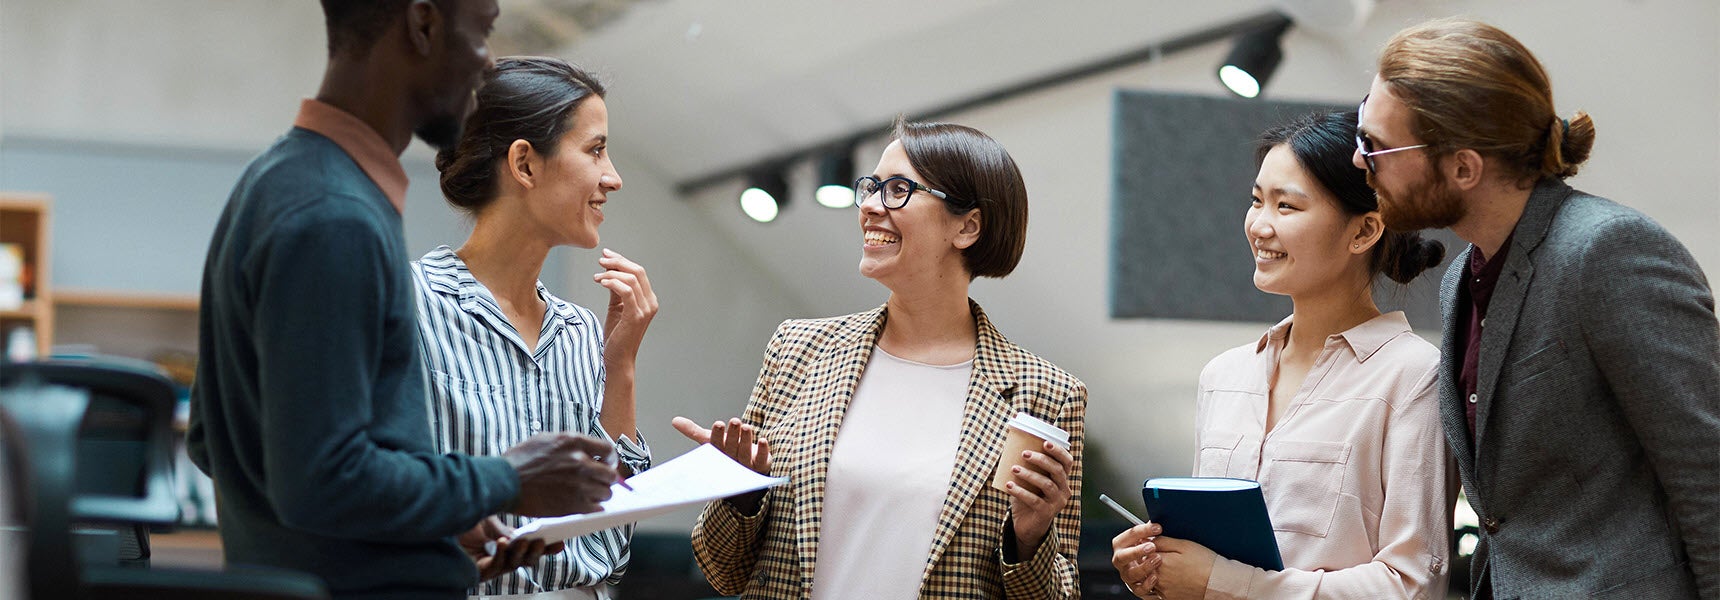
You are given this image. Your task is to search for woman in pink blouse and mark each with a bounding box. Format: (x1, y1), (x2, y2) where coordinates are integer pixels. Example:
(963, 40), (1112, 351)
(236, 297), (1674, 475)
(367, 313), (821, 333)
(1112, 111), (1451, 599)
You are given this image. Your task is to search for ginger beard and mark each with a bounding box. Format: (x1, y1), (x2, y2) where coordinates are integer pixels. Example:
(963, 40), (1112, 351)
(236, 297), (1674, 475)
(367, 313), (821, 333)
(1368, 165), (1466, 232)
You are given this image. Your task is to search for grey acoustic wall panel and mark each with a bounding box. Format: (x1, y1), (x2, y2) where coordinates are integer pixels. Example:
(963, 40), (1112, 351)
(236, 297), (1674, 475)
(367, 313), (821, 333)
(1109, 91), (1457, 329)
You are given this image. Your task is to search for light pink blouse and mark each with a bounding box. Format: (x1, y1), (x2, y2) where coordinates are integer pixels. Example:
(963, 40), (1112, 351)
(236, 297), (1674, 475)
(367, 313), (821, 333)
(1193, 312), (1449, 600)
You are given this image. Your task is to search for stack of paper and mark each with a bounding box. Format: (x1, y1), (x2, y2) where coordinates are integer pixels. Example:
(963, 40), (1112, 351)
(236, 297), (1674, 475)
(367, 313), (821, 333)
(514, 444), (787, 542)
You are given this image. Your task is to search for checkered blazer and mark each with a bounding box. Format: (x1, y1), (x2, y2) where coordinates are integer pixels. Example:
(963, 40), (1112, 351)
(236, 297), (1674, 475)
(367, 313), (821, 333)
(691, 301), (1085, 599)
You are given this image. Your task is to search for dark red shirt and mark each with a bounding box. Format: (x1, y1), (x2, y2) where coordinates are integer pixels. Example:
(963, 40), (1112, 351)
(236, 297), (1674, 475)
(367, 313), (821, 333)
(1460, 235), (1513, 437)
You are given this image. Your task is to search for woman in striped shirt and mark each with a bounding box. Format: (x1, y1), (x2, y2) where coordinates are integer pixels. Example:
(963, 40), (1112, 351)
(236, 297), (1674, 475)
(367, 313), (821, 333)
(414, 56), (658, 600)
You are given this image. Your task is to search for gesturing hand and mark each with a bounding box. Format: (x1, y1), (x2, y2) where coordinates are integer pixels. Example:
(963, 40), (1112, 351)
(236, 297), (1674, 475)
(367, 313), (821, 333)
(458, 516), (565, 582)
(1003, 439), (1076, 558)
(672, 416), (771, 514)
(594, 249), (657, 366)
(502, 432), (619, 517)
(1111, 521), (1165, 598)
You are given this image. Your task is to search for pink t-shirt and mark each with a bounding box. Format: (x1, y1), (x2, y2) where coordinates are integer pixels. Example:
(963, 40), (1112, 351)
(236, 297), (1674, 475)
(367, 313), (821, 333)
(1194, 311), (1450, 600)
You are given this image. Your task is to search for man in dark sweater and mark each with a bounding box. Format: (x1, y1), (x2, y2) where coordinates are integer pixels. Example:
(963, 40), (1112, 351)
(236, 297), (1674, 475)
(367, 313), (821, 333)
(188, 2), (620, 598)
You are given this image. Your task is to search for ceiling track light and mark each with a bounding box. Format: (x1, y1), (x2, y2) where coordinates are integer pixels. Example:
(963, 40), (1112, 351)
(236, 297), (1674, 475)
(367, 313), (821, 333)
(814, 148), (857, 209)
(740, 168), (789, 223)
(673, 10), (1294, 198)
(1217, 13), (1293, 99)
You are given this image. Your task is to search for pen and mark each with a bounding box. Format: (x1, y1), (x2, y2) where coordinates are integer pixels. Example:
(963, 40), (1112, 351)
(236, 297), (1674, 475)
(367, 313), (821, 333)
(1098, 493), (1147, 527)
(596, 451), (634, 491)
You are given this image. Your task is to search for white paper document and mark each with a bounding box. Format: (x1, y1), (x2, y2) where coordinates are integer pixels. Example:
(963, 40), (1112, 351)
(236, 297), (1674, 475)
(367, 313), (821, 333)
(513, 443), (787, 543)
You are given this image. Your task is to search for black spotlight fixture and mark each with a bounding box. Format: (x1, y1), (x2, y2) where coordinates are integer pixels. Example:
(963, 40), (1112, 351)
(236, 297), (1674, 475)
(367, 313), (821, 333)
(814, 148), (856, 208)
(740, 168), (789, 223)
(1217, 13), (1293, 99)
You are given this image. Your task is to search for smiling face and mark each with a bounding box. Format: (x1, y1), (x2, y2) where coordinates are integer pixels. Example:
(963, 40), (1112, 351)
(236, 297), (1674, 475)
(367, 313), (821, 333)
(1248, 144), (1372, 297)
(857, 140), (979, 289)
(526, 96), (621, 249)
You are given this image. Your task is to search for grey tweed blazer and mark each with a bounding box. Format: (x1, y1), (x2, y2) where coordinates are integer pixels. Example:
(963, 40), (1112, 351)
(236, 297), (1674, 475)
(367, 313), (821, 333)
(1437, 178), (1720, 599)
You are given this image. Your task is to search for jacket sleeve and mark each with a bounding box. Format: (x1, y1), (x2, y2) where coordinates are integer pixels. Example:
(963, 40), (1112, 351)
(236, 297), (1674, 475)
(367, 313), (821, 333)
(1205, 367), (1450, 599)
(1000, 381), (1085, 600)
(248, 209), (518, 541)
(1577, 215), (1720, 597)
(690, 321), (790, 594)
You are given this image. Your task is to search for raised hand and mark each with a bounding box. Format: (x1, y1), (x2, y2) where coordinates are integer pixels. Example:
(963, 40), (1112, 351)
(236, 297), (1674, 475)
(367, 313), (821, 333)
(672, 416), (771, 514)
(593, 249), (657, 366)
(502, 432), (620, 517)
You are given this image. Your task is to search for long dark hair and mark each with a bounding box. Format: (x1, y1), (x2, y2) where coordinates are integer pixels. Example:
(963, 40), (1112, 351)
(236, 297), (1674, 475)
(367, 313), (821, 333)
(436, 56), (606, 214)
(1256, 111), (1444, 284)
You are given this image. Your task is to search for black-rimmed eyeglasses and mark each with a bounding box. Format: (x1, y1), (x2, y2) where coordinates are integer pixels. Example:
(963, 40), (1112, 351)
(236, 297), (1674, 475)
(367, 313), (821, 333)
(1356, 97), (1429, 175)
(853, 175), (949, 210)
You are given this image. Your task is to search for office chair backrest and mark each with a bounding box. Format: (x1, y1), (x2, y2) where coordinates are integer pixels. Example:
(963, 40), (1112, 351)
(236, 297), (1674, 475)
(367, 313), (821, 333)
(0, 408), (23, 598)
(1, 379), (94, 599)
(0, 358), (180, 527)
(4, 357), (331, 600)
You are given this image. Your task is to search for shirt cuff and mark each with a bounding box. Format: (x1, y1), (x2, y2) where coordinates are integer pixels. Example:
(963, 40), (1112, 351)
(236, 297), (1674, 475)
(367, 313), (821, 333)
(1204, 557), (1258, 600)
(702, 488), (771, 546)
(615, 432), (652, 474)
(999, 525), (1060, 598)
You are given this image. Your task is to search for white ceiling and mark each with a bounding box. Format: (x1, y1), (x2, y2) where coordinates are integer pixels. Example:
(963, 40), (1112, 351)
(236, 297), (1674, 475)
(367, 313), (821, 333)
(560, 0), (1281, 185)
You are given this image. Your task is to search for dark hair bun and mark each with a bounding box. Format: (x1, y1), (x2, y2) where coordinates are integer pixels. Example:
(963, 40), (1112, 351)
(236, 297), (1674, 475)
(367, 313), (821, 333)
(437, 57), (606, 215)
(1382, 233), (1447, 284)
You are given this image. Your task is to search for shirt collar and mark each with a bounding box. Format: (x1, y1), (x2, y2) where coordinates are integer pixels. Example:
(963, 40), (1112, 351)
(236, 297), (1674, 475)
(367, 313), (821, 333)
(417, 245), (585, 326)
(292, 98), (409, 213)
(1255, 311), (1412, 363)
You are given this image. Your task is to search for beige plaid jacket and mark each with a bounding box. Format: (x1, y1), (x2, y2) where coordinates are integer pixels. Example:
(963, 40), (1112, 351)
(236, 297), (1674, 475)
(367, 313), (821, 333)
(691, 301), (1085, 599)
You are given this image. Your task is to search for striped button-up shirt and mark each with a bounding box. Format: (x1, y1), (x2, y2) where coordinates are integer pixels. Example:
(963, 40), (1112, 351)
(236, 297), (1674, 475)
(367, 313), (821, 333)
(412, 245), (651, 596)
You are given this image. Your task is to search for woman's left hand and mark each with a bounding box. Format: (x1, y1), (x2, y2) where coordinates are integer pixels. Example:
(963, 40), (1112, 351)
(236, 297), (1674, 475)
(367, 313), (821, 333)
(1152, 536), (1216, 600)
(594, 249), (658, 364)
(1004, 439), (1075, 558)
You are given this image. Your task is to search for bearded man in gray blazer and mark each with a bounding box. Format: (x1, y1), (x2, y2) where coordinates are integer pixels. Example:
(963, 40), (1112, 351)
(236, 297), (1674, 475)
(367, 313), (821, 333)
(1352, 18), (1719, 600)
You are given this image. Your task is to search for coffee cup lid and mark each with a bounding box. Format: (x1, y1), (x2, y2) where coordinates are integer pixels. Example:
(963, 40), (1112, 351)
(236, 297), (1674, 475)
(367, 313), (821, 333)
(1005, 412), (1070, 449)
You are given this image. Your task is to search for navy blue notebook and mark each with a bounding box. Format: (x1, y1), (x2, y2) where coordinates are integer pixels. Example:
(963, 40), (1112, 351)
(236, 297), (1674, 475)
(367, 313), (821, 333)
(1141, 477), (1283, 571)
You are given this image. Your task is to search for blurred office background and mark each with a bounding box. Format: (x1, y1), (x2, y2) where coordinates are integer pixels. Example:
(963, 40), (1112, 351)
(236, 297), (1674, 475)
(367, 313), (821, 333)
(1, 1), (1714, 598)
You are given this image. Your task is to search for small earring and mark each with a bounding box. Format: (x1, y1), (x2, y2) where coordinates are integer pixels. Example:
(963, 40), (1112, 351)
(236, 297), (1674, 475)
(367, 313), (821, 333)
(1352, 244), (1360, 249)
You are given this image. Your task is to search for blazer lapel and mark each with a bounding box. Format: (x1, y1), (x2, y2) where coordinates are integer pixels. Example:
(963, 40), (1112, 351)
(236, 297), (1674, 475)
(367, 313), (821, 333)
(922, 301), (1014, 583)
(1472, 179), (1571, 452)
(791, 307), (884, 592)
(1437, 251), (1478, 486)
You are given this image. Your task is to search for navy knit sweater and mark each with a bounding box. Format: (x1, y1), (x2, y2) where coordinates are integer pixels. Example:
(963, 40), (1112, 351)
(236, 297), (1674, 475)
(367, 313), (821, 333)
(189, 128), (519, 599)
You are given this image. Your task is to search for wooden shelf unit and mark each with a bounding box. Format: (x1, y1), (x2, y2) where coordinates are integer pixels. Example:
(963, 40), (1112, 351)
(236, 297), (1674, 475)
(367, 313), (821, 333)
(55, 289), (199, 312)
(0, 194), (53, 358)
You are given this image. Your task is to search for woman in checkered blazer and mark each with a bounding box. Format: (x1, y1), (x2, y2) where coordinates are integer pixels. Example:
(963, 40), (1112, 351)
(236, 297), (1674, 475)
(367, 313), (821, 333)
(674, 119), (1086, 599)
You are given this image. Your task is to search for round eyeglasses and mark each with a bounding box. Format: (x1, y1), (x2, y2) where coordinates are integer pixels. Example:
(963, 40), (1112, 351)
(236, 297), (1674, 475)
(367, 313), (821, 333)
(853, 175), (949, 209)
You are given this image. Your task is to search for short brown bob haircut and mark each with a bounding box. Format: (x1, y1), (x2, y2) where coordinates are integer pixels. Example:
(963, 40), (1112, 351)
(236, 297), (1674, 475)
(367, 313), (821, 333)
(893, 119), (1029, 279)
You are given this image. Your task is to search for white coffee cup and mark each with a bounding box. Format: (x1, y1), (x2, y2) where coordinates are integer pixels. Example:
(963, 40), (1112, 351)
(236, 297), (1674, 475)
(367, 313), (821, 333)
(992, 412), (1071, 492)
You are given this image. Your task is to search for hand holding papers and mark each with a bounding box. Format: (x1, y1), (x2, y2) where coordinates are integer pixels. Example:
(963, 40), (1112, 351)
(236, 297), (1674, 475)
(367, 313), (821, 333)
(671, 416), (773, 513)
(513, 444), (787, 543)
